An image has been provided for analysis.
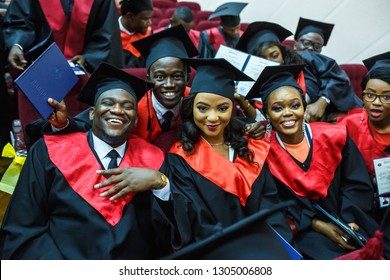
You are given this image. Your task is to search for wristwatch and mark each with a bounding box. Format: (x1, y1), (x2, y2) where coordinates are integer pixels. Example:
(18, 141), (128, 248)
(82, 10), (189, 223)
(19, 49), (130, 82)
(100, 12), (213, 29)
(153, 173), (168, 190)
(320, 96), (331, 104)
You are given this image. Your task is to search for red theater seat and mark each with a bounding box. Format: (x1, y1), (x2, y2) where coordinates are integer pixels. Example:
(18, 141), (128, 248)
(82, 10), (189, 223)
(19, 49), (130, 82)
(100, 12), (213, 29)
(177, 1), (201, 12)
(195, 20), (220, 31)
(340, 64), (367, 100)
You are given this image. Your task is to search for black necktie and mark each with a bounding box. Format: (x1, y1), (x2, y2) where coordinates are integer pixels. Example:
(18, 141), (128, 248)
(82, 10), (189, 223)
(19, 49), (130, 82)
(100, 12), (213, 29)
(107, 150), (119, 169)
(161, 111), (174, 132)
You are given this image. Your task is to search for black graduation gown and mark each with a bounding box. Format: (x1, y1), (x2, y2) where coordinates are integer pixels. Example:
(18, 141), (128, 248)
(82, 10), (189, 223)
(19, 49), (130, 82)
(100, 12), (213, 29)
(298, 50), (362, 115)
(0, 135), (170, 259)
(3, 0), (124, 70)
(268, 126), (378, 259)
(166, 139), (295, 251)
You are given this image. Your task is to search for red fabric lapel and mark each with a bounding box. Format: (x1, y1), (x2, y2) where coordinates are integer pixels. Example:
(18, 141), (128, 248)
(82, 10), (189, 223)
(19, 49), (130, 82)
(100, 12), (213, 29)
(39, 0), (93, 58)
(267, 123), (346, 200)
(169, 137), (270, 206)
(45, 133), (164, 226)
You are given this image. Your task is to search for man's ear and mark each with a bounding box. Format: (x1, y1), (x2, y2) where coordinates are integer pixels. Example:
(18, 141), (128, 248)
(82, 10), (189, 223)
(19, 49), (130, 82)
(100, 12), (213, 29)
(89, 107), (95, 121)
(293, 41), (298, 50)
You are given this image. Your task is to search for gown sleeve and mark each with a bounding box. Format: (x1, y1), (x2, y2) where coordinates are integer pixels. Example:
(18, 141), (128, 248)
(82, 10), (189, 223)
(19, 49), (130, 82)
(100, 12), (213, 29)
(299, 50), (362, 112)
(0, 140), (64, 259)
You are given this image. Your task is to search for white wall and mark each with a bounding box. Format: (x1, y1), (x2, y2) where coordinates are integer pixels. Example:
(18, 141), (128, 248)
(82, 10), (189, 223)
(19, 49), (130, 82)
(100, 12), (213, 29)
(184, 0), (390, 64)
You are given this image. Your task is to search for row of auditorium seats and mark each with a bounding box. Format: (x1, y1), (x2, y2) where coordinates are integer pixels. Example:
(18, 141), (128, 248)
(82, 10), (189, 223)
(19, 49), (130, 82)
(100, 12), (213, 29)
(16, 63), (367, 131)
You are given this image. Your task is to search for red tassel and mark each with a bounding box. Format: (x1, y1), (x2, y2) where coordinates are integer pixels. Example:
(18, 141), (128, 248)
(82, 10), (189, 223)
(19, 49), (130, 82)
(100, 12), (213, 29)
(358, 230), (384, 260)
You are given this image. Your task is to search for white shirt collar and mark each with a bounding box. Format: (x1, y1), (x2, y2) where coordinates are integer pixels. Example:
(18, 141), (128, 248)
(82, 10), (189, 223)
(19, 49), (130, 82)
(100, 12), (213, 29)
(92, 133), (127, 162)
(151, 91), (181, 121)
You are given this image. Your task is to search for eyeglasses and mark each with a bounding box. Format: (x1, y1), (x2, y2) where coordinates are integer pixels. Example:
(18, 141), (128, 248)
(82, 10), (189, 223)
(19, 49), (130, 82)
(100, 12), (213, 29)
(363, 91), (390, 104)
(298, 39), (323, 52)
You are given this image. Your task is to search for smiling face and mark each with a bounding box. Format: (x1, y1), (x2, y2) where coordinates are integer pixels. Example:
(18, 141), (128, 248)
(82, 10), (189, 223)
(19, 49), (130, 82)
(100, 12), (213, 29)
(148, 57), (187, 109)
(363, 78), (390, 129)
(266, 86), (305, 144)
(90, 89), (138, 147)
(193, 92), (233, 144)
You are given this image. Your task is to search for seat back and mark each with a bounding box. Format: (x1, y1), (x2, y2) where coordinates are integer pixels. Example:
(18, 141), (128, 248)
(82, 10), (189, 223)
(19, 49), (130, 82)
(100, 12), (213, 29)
(340, 64), (367, 100)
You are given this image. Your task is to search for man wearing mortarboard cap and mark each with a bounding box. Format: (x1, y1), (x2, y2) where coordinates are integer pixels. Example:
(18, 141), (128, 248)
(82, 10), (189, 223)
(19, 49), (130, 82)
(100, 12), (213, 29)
(164, 58), (296, 257)
(198, 2), (248, 58)
(25, 25), (199, 154)
(0, 62), (173, 260)
(118, 0), (154, 68)
(293, 17), (334, 54)
(337, 51), (390, 227)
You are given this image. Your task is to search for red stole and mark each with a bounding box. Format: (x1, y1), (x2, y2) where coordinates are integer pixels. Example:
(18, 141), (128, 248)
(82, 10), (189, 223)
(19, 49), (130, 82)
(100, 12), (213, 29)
(206, 27), (243, 52)
(39, 0), (93, 59)
(44, 132), (164, 226)
(188, 29), (201, 50)
(133, 87), (191, 142)
(338, 108), (390, 174)
(120, 27), (152, 57)
(169, 137), (270, 206)
(266, 123), (346, 200)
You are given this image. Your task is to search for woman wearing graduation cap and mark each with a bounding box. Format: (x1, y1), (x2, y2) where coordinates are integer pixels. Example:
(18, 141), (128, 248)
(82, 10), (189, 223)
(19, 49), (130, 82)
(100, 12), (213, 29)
(165, 58), (295, 255)
(245, 64), (378, 259)
(235, 21), (362, 123)
(337, 51), (390, 223)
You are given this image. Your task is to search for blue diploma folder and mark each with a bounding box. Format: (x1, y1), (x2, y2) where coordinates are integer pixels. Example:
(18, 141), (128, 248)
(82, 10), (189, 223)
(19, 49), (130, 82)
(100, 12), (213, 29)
(15, 42), (79, 119)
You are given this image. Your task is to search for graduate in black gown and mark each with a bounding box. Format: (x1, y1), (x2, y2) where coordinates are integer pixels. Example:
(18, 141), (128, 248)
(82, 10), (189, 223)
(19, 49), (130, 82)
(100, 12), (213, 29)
(165, 58), (295, 256)
(0, 63), (171, 259)
(245, 64), (378, 259)
(3, 0), (124, 72)
(235, 21), (362, 123)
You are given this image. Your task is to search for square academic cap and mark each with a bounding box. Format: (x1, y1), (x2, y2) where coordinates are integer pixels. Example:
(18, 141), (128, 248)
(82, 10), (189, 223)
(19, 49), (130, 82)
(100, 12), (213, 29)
(132, 25), (199, 71)
(182, 58), (253, 101)
(163, 201), (301, 260)
(294, 17), (334, 46)
(245, 64), (304, 101)
(362, 51), (390, 72)
(236, 21), (293, 54)
(208, 2), (248, 27)
(77, 62), (152, 106)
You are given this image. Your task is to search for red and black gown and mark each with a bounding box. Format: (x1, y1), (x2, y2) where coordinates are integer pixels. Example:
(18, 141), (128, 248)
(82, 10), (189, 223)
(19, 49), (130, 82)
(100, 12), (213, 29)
(266, 122), (378, 259)
(0, 132), (171, 259)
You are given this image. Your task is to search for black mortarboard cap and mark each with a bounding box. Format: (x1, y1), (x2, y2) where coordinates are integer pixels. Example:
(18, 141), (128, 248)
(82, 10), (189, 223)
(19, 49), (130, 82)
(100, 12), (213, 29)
(132, 25), (199, 71)
(120, 0), (153, 14)
(363, 51), (390, 72)
(208, 2), (248, 27)
(236, 21), (293, 54)
(182, 58), (253, 101)
(163, 201), (301, 260)
(294, 17), (334, 46)
(246, 64), (304, 101)
(77, 62), (152, 106)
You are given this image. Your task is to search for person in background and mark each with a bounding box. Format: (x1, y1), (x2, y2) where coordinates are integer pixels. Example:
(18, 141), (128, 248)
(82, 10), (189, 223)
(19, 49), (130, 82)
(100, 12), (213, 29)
(245, 64), (378, 259)
(164, 58), (295, 254)
(293, 17), (334, 54)
(119, 0), (153, 68)
(337, 51), (390, 223)
(235, 21), (361, 123)
(198, 2), (247, 58)
(3, 0), (124, 73)
(155, 6), (201, 51)
(0, 63), (172, 259)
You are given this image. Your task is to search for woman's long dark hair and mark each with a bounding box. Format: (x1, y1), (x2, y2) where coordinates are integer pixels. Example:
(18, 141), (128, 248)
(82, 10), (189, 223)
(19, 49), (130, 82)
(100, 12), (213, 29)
(252, 41), (304, 65)
(361, 67), (390, 90)
(179, 94), (255, 163)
